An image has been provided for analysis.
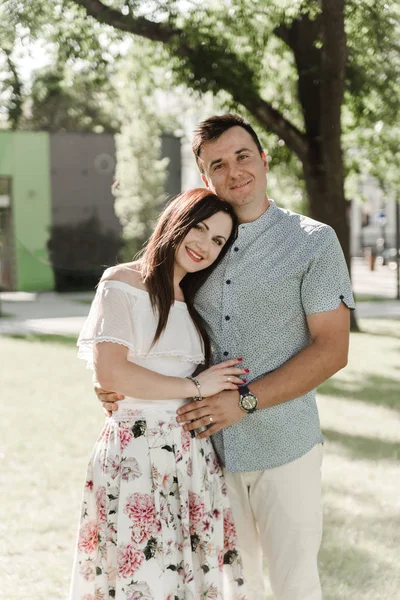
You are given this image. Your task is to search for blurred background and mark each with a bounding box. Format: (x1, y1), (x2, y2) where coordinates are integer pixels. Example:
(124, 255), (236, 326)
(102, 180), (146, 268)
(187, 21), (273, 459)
(0, 1), (399, 599)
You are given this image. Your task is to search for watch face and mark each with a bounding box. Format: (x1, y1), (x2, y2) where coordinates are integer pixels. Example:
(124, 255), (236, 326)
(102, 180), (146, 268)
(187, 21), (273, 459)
(241, 393), (257, 410)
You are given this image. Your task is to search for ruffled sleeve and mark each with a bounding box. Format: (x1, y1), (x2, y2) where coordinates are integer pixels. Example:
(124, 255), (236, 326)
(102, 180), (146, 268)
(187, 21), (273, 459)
(77, 280), (137, 369)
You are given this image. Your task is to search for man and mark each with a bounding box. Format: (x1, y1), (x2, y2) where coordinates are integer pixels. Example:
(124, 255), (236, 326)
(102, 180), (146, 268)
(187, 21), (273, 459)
(98, 114), (355, 599)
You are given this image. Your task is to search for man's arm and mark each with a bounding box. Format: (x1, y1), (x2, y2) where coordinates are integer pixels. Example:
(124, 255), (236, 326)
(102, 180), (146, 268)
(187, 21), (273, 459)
(177, 302), (350, 437)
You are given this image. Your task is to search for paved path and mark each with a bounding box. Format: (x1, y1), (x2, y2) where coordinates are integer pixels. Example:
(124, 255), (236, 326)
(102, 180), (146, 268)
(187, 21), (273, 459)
(0, 291), (93, 336)
(351, 257), (399, 298)
(1, 259), (399, 337)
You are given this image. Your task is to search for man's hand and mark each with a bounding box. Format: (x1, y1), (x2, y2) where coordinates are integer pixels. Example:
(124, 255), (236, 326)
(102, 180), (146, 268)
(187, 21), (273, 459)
(94, 385), (124, 417)
(176, 390), (245, 438)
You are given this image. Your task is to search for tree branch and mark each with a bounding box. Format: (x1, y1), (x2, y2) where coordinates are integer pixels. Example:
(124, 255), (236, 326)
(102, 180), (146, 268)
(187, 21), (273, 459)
(240, 98), (308, 160)
(71, 0), (308, 160)
(71, 0), (180, 42)
(3, 50), (23, 129)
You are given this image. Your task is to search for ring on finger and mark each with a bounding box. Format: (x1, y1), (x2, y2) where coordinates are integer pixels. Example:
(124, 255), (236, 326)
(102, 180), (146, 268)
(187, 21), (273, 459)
(209, 416), (213, 423)
(226, 376), (232, 382)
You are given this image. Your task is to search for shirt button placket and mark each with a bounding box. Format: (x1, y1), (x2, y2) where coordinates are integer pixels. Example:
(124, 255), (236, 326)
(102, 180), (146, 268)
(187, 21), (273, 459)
(222, 264), (235, 359)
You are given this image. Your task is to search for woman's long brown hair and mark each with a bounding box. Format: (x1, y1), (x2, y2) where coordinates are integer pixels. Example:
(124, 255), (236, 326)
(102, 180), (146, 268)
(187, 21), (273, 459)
(140, 188), (238, 365)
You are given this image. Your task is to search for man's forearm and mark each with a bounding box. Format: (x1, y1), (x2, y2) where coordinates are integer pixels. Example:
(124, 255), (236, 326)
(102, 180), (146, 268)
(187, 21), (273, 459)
(249, 339), (348, 409)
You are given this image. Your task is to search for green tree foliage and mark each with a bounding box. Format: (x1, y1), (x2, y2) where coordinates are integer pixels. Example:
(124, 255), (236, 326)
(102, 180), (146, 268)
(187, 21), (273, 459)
(0, 3), (23, 129)
(0, 0), (121, 131)
(113, 46), (170, 260)
(21, 65), (119, 132)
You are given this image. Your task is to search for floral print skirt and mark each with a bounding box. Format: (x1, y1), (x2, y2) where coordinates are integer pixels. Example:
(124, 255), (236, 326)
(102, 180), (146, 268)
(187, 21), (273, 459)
(69, 409), (247, 600)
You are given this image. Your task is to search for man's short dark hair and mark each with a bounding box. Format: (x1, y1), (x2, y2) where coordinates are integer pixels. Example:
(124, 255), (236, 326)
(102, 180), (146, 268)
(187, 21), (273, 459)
(192, 114), (264, 166)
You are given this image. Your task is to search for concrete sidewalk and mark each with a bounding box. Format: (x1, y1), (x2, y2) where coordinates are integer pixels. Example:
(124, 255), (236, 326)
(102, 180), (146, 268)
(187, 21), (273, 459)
(0, 291), (94, 336)
(1, 289), (399, 337)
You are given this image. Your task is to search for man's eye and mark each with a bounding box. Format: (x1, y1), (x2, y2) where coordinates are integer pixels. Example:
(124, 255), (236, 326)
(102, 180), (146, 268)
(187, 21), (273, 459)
(239, 154), (249, 160)
(214, 164), (223, 171)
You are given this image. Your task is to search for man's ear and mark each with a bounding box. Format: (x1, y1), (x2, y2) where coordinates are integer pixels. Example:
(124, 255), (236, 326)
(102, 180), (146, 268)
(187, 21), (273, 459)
(261, 151), (269, 173)
(201, 173), (211, 189)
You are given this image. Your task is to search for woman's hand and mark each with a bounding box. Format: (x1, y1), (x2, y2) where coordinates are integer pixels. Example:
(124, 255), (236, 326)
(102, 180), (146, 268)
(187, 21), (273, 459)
(191, 359), (248, 398)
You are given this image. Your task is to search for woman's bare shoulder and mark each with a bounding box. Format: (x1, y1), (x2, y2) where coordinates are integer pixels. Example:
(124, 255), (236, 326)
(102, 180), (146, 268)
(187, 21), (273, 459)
(100, 262), (146, 289)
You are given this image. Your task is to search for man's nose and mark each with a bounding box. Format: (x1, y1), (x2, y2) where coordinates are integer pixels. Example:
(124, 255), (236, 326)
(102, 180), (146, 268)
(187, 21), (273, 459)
(228, 162), (242, 178)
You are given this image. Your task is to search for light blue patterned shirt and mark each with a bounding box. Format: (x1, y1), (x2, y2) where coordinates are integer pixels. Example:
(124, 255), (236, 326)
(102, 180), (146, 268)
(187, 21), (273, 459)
(195, 201), (355, 472)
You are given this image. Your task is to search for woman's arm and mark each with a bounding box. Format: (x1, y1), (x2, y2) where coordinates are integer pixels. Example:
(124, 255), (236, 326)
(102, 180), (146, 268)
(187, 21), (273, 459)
(94, 342), (244, 400)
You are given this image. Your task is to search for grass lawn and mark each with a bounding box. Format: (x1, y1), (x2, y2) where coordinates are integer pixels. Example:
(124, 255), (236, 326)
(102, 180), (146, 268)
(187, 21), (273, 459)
(0, 319), (399, 599)
(354, 294), (394, 302)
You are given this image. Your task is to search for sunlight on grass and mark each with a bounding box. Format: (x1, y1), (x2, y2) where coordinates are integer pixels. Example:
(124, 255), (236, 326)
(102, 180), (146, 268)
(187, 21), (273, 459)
(317, 319), (400, 599)
(0, 336), (104, 599)
(0, 318), (399, 599)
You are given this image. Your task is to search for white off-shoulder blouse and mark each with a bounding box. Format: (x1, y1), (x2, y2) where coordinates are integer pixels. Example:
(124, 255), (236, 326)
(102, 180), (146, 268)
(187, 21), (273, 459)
(77, 280), (205, 412)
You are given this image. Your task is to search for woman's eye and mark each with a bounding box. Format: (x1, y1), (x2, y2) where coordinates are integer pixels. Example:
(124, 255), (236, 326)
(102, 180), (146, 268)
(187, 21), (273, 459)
(213, 239), (223, 246)
(194, 224), (203, 232)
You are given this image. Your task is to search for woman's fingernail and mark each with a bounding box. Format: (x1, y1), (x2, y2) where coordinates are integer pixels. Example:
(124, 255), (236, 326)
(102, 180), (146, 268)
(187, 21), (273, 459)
(242, 379), (247, 383)
(244, 368), (250, 373)
(237, 357), (243, 362)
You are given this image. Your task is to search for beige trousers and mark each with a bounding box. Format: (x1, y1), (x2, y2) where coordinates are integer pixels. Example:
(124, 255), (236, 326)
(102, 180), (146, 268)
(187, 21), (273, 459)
(223, 444), (323, 600)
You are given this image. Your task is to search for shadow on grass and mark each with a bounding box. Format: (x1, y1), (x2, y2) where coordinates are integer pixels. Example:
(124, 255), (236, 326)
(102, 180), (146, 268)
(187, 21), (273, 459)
(357, 319), (400, 340)
(319, 373), (400, 412)
(6, 333), (77, 345)
(320, 543), (384, 600)
(319, 502), (400, 599)
(355, 295), (395, 303)
(322, 428), (400, 461)
(320, 529), (398, 600)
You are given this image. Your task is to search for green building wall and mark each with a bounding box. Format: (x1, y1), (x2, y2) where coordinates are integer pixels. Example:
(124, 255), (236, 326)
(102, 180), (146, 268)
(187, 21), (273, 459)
(0, 132), (54, 291)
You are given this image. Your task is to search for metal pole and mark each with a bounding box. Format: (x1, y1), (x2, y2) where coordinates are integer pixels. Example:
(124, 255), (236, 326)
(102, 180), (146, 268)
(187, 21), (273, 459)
(396, 198), (400, 300)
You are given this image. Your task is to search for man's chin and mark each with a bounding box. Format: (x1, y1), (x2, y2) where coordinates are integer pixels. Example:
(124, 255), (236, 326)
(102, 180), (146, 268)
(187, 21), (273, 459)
(227, 195), (253, 207)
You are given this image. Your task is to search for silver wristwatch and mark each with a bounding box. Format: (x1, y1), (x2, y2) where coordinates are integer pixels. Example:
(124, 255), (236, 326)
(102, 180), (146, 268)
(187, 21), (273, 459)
(239, 384), (258, 414)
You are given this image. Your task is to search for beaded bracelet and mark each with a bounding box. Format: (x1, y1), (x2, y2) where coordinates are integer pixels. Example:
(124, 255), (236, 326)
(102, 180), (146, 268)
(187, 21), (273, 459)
(186, 376), (203, 401)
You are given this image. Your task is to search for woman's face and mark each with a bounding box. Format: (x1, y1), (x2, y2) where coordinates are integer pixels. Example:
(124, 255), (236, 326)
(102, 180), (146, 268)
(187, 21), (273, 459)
(175, 211), (233, 275)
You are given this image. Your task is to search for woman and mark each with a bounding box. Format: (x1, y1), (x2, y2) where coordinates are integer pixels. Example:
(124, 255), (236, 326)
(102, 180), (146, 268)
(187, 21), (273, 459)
(69, 189), (248, 600)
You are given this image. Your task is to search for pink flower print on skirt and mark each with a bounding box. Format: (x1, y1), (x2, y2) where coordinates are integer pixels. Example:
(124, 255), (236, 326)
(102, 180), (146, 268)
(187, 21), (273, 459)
(69, 411), (248, 600)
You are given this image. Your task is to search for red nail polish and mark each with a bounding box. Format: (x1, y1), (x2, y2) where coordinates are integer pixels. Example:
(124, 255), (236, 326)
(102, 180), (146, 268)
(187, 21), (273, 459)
(237, 357), (243, 362)
(244, 368), (250, 373)
(242, 379), (247, 383)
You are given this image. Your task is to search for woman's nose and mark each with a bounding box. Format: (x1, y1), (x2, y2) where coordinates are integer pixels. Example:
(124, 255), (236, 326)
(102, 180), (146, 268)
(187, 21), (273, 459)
(195, 237), (209, 255)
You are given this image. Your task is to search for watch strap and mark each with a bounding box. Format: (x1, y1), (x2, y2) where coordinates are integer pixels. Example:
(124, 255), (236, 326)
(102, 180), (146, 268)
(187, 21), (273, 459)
(239, 384), (250, 397)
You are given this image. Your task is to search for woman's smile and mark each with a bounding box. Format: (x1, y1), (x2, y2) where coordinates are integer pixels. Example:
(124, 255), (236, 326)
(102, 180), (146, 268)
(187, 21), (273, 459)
(185, 246), (204, 262)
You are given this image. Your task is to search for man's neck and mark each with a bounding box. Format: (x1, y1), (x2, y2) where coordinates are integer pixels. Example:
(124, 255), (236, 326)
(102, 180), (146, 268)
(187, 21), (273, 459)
(236, 196), (271, 224)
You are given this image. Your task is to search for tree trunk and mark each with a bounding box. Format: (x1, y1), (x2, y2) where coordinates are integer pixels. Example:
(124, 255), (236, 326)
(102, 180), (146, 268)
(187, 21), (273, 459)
(290, 0), (359, 331)
(302, 155), (359, 331)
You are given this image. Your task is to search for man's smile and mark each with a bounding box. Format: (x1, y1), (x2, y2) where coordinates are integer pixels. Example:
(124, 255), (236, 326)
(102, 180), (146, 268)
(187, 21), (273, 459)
(230, 179), (252, 191)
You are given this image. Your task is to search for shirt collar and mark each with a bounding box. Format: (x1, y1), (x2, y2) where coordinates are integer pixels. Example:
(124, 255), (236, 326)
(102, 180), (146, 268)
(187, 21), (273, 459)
(237, 200), (280, 237)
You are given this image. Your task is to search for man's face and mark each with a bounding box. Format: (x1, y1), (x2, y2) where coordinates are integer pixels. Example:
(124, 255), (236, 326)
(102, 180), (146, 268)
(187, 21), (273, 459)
(198, 126), (268, 211)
